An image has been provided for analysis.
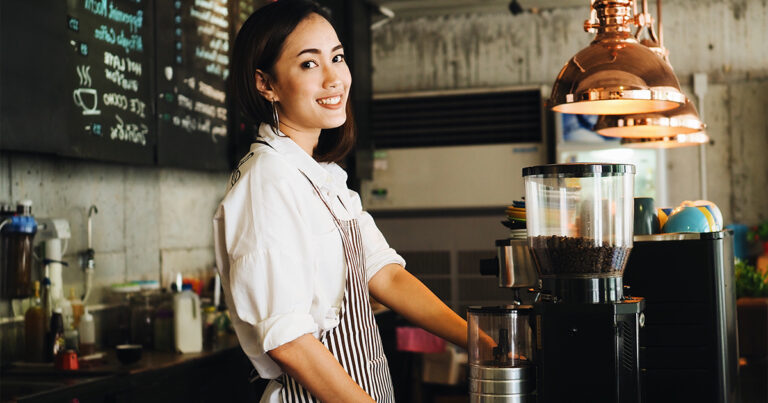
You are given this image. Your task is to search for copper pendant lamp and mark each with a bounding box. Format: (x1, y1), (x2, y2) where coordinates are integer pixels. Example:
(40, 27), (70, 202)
(593, 0), (709, 147)
(549, 0), (686, 115)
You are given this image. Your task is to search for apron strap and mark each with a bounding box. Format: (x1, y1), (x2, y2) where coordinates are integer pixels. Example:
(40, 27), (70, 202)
(298, 171), (344, 225)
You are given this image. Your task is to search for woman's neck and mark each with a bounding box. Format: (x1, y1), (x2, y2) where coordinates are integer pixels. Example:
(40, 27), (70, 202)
(280, 122), (320, 157)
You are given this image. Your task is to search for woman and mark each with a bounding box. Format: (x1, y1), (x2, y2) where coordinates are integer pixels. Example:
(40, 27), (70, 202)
(213, 1), (468, 401)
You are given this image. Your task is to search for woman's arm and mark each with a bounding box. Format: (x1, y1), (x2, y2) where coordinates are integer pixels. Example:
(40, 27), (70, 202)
(268, 334), (375, 403)
(368, 263), (468, 349)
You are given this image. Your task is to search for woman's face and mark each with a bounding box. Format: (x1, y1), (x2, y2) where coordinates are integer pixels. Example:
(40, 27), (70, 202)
(266, 13), (351, 133)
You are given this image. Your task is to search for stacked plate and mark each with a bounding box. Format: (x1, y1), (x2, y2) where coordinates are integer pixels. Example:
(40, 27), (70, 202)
(503, 200), (526, 230)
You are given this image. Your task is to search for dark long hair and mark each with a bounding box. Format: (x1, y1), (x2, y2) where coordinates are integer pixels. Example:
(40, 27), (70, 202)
(231, 0), (355, 164)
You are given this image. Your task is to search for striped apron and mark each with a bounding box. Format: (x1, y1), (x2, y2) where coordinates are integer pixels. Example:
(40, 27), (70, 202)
(277, 171), (395, 402)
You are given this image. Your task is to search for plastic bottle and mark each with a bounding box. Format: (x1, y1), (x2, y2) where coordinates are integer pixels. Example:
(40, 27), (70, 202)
(69, 287), (84, 328)
(24, 281), (46, 362)
(79, 308), (96, 355)
(57, 296), (73, 332)
(173, 284), (202, 353)
(64, 326), (79, 353)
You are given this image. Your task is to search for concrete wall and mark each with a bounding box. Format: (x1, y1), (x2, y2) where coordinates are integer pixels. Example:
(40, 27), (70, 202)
(0, 0), (765, 316)
(371, 0), (768, 225)
(0, 152), (226, 314)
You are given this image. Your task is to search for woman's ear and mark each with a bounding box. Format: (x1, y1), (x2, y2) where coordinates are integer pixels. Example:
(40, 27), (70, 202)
(255, 69), (278, 102)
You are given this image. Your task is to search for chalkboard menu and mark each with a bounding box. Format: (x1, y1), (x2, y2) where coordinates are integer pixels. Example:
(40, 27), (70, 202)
(155, 0), (231, 170)
(1, 0), (155, 165)
(64, 0), (156, 164)
(1, 0), (233, 171)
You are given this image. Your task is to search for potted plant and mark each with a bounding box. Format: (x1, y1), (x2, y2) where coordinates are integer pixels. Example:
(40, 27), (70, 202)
(736, 259), (768, 358)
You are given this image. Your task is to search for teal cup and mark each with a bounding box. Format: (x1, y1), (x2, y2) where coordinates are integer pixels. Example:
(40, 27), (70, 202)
(662, 206), (716, 233)
(633, 197), (660, 235)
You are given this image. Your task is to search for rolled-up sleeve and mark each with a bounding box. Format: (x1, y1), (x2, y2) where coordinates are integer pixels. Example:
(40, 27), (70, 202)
(229, 250), (318, 354)
(218, 158), (321, 376)
(348, 190), (406, 282)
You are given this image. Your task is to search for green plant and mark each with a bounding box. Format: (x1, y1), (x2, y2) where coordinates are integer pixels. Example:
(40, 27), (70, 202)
(747, 221), (768, 242)
(735, 259), (768, 298)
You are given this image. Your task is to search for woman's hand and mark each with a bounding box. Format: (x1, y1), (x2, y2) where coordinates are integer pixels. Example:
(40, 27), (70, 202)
(268, 334), (375, 403)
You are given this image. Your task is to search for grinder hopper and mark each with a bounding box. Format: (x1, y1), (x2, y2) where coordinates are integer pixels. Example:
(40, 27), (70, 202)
(522, 163), (635, 302)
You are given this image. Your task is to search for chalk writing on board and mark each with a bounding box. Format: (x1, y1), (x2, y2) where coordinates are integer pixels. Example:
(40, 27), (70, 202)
(104, 51), (142, 76)
(67, 0), (152, 152)
(84, 0), (144, 33)
(105, 68), (139, 91)
(93, 25), (143, 53)
(102, 93), (147, 118)
(178, 94), (194, 111)
(103, 93), (129, 110)
(110, 114), (148, 146)
(198, 80), (225, 103)
(158, 0), (230, 146)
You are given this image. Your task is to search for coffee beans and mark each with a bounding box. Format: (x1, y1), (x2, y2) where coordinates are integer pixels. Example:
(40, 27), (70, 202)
(529, 235), (631, 277)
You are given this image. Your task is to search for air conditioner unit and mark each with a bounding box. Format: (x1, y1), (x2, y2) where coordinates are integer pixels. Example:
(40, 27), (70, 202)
(361, 87), (549, 211)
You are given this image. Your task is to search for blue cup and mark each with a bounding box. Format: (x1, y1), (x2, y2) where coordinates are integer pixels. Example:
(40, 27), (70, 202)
(662, 206), (715, 233)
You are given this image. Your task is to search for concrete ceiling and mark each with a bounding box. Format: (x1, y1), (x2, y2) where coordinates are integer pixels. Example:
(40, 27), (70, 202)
(370, 0), (591, 17)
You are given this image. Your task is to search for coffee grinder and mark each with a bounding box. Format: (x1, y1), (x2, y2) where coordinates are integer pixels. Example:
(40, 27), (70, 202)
(472, 228), (539, 402)
(523, 163), (644, 403)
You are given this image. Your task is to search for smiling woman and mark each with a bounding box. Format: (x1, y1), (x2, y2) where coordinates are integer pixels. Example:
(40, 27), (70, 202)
(216, 1), (469, 402)
(255, 13), (351, 154)
(230, 1), (355, 164)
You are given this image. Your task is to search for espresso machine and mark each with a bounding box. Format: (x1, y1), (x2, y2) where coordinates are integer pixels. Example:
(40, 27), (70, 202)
(476, 163), (644, 403)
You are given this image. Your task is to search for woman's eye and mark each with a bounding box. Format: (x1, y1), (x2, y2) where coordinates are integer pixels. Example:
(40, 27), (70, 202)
(332, 54), (345, 63)
(301, 60), (318, 69)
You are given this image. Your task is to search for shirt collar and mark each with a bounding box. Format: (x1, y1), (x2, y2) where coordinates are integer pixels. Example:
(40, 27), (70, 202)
(254, 123), (343, 191)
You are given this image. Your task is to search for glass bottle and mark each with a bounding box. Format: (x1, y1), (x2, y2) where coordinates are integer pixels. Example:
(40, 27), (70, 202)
(48, 308), (65, 361)
(24, 281), (46, 362)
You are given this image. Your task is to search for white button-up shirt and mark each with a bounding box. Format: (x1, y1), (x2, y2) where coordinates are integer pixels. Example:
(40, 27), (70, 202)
(213, 124), (405, 380)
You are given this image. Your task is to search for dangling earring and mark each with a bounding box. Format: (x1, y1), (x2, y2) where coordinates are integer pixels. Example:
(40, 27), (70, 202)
(271, 99), (280, 135)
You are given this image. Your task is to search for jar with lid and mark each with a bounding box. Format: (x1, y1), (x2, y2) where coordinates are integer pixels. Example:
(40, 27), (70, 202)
(1, 200), (37, 299)
(129, 292), (157, 349)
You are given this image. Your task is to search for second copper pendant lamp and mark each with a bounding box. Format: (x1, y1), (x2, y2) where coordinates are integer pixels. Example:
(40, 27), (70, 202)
(593, 0), (709, 145)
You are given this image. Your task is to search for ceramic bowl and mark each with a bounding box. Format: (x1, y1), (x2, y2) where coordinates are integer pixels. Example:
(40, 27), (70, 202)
(116, 344), (143, 365)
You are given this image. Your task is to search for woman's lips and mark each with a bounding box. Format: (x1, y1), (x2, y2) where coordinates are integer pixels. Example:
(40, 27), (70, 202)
(316, 95), (343, 109)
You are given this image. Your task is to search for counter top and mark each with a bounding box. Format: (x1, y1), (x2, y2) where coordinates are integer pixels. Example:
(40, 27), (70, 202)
(1, 335), (259, 403)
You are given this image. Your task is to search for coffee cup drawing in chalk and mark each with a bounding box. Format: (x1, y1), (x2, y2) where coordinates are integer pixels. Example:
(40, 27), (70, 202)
(73, 88), (101, 116)
(662, 206), (717, 233)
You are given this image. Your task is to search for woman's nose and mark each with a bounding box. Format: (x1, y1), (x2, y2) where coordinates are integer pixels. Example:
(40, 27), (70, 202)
(324, 67), (342, 89)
